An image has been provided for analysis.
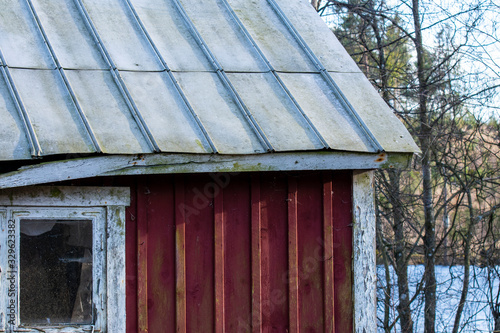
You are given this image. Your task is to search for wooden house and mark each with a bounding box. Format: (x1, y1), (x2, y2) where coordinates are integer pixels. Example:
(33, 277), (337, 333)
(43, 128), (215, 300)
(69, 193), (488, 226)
(0, 0), (419, 332)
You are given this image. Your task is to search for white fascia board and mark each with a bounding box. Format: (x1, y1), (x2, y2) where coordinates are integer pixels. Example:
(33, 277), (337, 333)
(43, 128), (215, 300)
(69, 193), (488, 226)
(0, 186), (130, 206)
(0, 152), (413, 189)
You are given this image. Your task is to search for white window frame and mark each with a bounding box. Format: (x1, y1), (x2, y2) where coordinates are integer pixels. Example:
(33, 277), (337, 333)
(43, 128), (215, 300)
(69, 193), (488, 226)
(0, 186), (129, 333)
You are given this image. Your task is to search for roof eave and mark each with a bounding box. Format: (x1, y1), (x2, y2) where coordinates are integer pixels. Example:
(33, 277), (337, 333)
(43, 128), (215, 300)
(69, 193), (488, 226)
(0, 151), (415, 189)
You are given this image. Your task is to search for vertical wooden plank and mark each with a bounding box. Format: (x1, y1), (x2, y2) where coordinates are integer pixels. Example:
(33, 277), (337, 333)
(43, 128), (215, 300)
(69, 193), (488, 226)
(215, 183), (225, 333)
(251, 175), (262, 333)
(224, 177), (252, 332)
(323, 172), (335, 333)
(261, 175), (289, 332)
(175, 177), (187, 333)
(184, 175), (215, 332)
(332, 171), (353, 333)
(126, 181), (138, 333)
(147, 177), (176, 332)
(137, 181), (149, 333)
(287, 177), (299, 333)
(297, 174), (324, 332)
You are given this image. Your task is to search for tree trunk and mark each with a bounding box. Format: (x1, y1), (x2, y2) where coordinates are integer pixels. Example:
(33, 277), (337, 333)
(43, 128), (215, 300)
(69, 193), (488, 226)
(390, 169), (414, 333)
(376, 192), (392, 333)
(412, 0), (436, 332)
(422, 159), (436, 333)
(452, 190), (475, 333)
(494, 311), (500, 333)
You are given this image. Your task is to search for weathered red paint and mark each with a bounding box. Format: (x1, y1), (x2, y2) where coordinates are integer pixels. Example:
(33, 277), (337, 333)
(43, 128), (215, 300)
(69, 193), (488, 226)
(333, 171), (354, 333)
(261, 175), (290, 332)
(297, 174), (325, 332)
(251, 176), (263, 333)
(77, 171), (353, 332)
(175, 177), (187, 333)
(137, 182), (149, 333)
(323, 172), (335, 333)
(146, 178), (176, 332)
(288, 177), (299, 333)
(124, 178), (138, 333)
(184, 175), (216, 332)
(223, 178), (252, 332)
(215, 181), (225, 333)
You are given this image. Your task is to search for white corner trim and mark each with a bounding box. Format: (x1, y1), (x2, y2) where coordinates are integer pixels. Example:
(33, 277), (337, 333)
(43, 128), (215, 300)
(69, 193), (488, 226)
(353, 170), (377, 333)
(106, 206), (126, 333)
(0, 186), (130, 206)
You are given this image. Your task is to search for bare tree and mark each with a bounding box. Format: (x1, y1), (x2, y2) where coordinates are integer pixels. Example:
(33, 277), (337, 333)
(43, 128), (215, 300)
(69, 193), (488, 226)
(313, 0), (500, 331)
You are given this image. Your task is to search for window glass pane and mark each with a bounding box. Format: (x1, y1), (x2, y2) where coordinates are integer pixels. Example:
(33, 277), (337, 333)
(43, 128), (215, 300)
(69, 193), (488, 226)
(19, 219), (93, 325)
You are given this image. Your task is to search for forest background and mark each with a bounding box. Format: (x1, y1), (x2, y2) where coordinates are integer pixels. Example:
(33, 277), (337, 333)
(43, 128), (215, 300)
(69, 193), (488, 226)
(310, 0), (500, 332)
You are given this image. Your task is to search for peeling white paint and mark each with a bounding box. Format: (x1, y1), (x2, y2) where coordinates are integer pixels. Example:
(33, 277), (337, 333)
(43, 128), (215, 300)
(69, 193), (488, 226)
(353, 170), (377, 333)
(0, 187), (129, 207)
(106, 206), (126, 333)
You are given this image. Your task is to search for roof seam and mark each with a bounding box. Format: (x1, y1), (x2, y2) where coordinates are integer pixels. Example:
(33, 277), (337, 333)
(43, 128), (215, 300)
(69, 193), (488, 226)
(24, 0), (102, 154)
(266, 0), (384, 153)
(73, 0), (160, 153)
(123, 0), (218, 154)
(172, 0), (275, 152)
(1, 67), (366, 75)
(220, 0), (330, 150)
(0, 50), (42, 157)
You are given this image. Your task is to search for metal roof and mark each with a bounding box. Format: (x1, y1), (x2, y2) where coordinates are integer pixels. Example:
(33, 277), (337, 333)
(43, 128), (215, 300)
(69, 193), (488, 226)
(0, 0), (419, 162)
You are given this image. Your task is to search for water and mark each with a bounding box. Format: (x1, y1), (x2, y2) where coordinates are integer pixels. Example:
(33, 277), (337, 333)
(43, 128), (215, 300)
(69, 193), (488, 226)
(377, 265), (500, 332)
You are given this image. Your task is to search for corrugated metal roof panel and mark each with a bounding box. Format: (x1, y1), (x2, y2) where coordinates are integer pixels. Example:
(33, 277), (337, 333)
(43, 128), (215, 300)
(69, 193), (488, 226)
(0, 0), (419, 162)
(273, 0), (362, 73)
(279, 73), (373, 152)
(329, 72), (419, 153)
(228, 72), (323, 151)
(120, 71), (210, 153)
(179, 0), (268, 72)
(80, 0), (163, 71)
(30, 0), (108, 70)
(129, 0), (212, 72)
(226, 0), (318, 73)
(0, 0), (54, 69)
(11, 68), (93, 155)
(175, 72), (266, 154)
(66, 70), (153, 154)
(0, 78), (31, 160)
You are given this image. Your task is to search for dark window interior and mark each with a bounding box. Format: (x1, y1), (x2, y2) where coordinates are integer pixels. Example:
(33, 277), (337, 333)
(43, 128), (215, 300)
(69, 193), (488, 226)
(20, 219), (93, 325)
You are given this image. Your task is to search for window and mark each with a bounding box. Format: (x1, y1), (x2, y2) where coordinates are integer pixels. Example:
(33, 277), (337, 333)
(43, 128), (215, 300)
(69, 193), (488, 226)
(0, 187), (129, 333)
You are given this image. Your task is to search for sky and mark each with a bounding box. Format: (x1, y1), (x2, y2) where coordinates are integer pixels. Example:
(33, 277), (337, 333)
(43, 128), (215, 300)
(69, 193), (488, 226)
(318, 0), (500, 120)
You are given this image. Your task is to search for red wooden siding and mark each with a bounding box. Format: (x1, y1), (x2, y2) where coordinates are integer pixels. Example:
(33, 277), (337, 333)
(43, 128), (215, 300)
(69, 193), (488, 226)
(122, 171), (353, 332)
